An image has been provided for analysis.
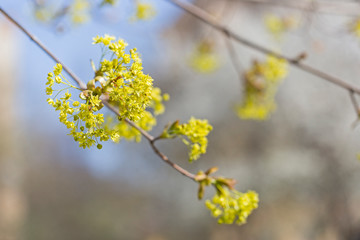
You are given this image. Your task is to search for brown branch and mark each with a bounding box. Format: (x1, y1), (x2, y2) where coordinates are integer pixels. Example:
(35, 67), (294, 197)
(0, 7), (196, 182)
(234, 0), (360, 16)
(349, 90), (360, 120)
(102, 101), (196, 180)
(101, 101), (155, 142)
(149, 141), (196, 179)
(224, 32), (245, 89)
(219, 2), (244, 82)
(165, 0), (360, 95)
(0, 8), (87, 90)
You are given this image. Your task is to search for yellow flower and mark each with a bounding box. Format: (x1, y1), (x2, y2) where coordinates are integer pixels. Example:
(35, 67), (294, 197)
(46, 35), (169, 148)
(236, 56), (288, 120)
(350, 18), (360, 38)
(167, 117), (213, 162)
(190, 41), (219, 73)
(265, 14), (298, 40)
(132, 2), (156, 21)
(70, 0), (90, 24)
(205, 187), (259, 225)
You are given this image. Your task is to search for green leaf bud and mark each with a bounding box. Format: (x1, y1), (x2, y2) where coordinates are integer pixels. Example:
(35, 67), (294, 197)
(205, 167), (219, 176)
(198, 182), (205, 200)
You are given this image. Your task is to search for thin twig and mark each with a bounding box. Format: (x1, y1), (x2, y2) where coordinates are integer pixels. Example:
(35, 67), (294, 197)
(103, 100), (196, 180)
(101, 101), (155, 142)
(349, 90), (360, 128)
(0, 8), (87, 90)
(220, 2), (244, 81)
(234, 0), (360, 16)
(165, 0), (360, 95)
(150, 141), (196, 179)
(349, 90), (360, 116)
(0, 7), (196, 182)
(224, 33), (244, 80)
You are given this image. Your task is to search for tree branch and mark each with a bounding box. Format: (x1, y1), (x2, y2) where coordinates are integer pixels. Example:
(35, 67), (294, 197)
(234, 0), (360, 16)
(102, 101), (196, 180)
(220, 3), (244, 83)
(0, 8), (87, 90)
(224, 32), (245, 88)
(349, 90), (360, 117)
(165, 0), (360, 95)
(0, 7), (197, 182)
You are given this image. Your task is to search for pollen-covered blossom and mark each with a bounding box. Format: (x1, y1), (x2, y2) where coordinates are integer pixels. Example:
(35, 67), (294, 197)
(236, 55), (288, 120)
(33, 0), (90, 25)
(167, 117), (213, 162)
(101, 0), (118, 5)
(103, 87), (168, 143)
(46, 64), (112, 149)
(70, 0), (90, 24)
(149, 87), (170, 115)
(46, 35), (169, 148)
(265, 14), (298, 40)
(93, 34), (156, 121)
(350, 18), (360, 38)
(132, 1), (156, 21)
(205, 187), (259, 225)
(34, 5), (53, 23)
(190, 40), (219, 73)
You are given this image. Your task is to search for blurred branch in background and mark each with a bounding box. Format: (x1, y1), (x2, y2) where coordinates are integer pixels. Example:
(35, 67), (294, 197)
(234, 0), (360, 16)
(165, 0), (360, 119)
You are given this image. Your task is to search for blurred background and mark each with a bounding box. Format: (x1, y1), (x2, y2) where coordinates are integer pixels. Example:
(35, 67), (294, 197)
(1, 0), (360, 239)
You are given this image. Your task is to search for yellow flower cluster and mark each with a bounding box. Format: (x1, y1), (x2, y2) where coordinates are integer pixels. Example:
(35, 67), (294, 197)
(34, 0), (155, 25)
(236, 56), (288, 120)
(93, 34), (154, 121)
(165, 118), (213, 162)
(70, 0), (90, 24)
(33, 0), (90, 25)
(46, 35), (168, 148)
(205, 187), (259, 225)
(101, 0), (118, 5)
(132, 1), (156, 21)
(46, 64), (114, 149)
(34, 5), (53, 23)
(149, 87), (170, 115)
(104, 87), (168, 143)
(102, 111), (154, 143)
(190, 41), (219, 73)
(350, 18), (360, 38)
(265, 14), (298, 40)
